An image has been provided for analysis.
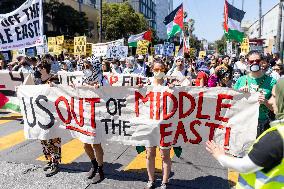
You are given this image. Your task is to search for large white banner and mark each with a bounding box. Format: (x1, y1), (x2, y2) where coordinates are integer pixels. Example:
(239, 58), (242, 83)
(0, 0), (43, 51)
(18, 85), (259, 156)
(92, 38), (124, 57)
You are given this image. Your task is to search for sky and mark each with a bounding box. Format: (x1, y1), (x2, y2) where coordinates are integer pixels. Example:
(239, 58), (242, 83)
(173, 0), (279, 42)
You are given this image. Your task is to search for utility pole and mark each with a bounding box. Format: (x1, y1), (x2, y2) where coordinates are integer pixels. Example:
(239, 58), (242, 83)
(99, 0), (103, 43)
(258, 0), (262, 38)
(78, 0), (82, 13)
(276, 0), (283, 59)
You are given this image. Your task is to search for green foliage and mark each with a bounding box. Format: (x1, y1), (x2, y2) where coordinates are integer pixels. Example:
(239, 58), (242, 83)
(189, 35), (201, 51)
(215, 35), (227, 55)
(0, 0), (26, 14)
(43, 0), (89, 37)
(101, 2), (148, 40)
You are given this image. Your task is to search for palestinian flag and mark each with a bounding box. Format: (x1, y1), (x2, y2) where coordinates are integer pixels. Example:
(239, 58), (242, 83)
(224, 0), (245, 42)
(128, 30), (152, 47)
(0, 93), (20, 112)
(164, 4), (183, 39)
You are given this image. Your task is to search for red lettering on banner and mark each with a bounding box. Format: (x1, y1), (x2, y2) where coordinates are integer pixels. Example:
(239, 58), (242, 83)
(173, 121), (188, 144)
(163, 91), (178, 120)
(196, 92), (210, 119)
(155, 92), (161, 120)
(224, 127), (231, 146)
(85, 98), (101, 129)
(160, 123), (173, 147)
(179, 92), (196, 119)
(135, 91), (154, 119)
(70, 97), (84, 127)
(205, 122), (224, 141)
(55, 96), (72, 124)
(110, 75), (118, 86)
(188, 120), (202, 144)
(215, 94), (233, 123)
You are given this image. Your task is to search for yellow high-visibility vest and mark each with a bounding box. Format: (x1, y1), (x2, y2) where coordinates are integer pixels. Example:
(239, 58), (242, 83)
(236, 123), (284, 189)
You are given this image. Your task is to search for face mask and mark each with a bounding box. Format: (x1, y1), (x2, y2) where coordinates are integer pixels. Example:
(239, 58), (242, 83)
(250, 64), (260, 72)
(153, 72), (165, 79)
(233, 72), (241, 81)
(112, 64), (118, 69)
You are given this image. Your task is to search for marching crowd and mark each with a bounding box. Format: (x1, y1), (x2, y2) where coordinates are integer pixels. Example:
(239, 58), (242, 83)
(0, 51), (284, 189)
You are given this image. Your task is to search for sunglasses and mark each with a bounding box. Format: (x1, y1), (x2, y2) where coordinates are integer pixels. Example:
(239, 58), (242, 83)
(248, 59), (261, 64)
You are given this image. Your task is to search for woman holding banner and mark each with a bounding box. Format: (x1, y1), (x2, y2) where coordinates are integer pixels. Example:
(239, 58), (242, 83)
(206, 79), (284, 189)
(144, 59), (172, 189)
(37, 60), (62, 177)
(81, 57), (109, 183)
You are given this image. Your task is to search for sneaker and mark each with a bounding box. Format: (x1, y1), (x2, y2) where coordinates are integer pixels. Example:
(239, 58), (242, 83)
(42, 161), (52, 171)
(144, 181), (155, 189)
(45, 163), (59, 177)
(160, 183), (168, 189)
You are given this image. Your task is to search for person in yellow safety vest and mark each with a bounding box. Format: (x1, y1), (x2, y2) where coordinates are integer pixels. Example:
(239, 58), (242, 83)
(206, 78), (284, 189)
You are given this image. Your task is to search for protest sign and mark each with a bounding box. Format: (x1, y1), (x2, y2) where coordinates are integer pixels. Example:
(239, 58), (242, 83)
(63, 39), (74, 55)
(107, 45), (128, 59)
(136, 40), (149, 55)
(18, 85), (258, 156)
(0, 0), (44, 51)
(92, 44), (108, 57)
(241, 38), (249, 54)
(86, 43), (93, 57)
(56, 35), (64, 45)
(26, 47), (36, 57)
(1, 52), (10, 61)
(36, 35), (48, 55)
(74, 36), (86, 56)
(163, 42), (175, 56)
(54, 45), (63, 56)
(154, 44), (163, 55)
(199, 51), (206, 58)
(48, 37), (56, 54)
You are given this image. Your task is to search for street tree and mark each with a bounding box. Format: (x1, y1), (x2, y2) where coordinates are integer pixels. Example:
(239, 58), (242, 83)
(0, 0), (26, 14)
(43, 0), (89, 37)
(101, 2), (148, 40)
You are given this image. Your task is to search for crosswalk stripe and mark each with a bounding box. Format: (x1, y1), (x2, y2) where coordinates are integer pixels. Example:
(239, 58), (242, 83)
(0, 130), (25, 151)
(0, 113), (22, 125)
(124, 148), (175, 172)
(228, 169), (239, 187)
(36, 139), (85, 164)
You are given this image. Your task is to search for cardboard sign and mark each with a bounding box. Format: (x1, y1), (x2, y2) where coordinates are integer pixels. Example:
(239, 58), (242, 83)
(63, 39), (74, 54)
(199, 51), (206, 58)
(74, 36), (86, 56)
(36, 35), (48, 55)
(136, 40), (149, 55)
(0, 0), (44, 51)
(18, 85), (259, 156)
(86, 43), (93, 57)
(48, 37), (56, 54)
(56, 35), (64, 45)
(54, 45), (63, 56)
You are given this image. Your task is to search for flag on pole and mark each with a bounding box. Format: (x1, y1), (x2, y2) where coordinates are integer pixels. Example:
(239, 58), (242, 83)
(224, 0), (245, 42)
(128, 30), (152, 47)
(164, 3), (183, 39)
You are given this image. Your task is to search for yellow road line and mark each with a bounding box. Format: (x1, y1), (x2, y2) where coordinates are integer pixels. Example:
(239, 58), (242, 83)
(0, 113), (22, 125)
(228, 169), (239, 187)
(124, 148), (174, 172)
(37, 139), (85, 164)
(0, 130), (25, 151)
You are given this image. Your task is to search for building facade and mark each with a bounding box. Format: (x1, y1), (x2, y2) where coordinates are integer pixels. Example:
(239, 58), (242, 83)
(153, 0), (173, 39)
(45, 0), (99, 42)
(106, 0), (157, 30)
(245, 3), (284, 54)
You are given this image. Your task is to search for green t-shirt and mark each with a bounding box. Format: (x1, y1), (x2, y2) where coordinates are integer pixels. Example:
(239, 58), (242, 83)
(233, 74), (277, 121)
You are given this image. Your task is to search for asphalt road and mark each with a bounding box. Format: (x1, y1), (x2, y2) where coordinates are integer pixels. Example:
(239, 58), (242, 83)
(0, 111), (234, 189)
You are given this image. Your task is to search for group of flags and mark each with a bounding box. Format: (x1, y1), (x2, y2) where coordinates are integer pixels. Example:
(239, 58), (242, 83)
(128, 0), (246, 54)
